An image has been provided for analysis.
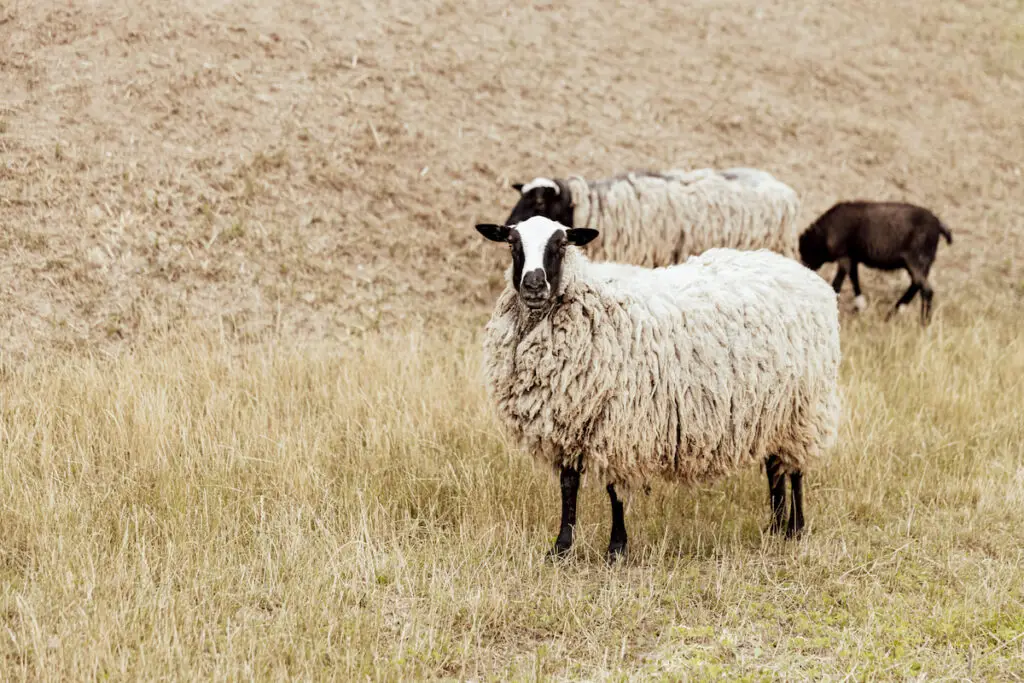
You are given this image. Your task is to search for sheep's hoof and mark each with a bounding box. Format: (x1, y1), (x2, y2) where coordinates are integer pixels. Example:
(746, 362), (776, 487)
(606, 542), (627, 565)
(547, 543), (573, 562)
(886, 304), (908, 321)
(853, 295), (868, 312)
(786, 513), (806, 539)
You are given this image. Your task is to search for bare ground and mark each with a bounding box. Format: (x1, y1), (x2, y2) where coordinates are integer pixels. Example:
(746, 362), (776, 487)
(1, 0), (1022, 355)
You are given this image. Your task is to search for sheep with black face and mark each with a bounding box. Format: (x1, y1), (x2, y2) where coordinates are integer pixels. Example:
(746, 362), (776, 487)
(504, 167), (801, 266)
(507, 177), (574, 230)
(799, 201), (953, 324)
(477, 216), (842, 563)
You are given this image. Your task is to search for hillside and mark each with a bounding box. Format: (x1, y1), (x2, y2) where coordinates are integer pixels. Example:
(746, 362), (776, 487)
(2, 0), (1021, 354)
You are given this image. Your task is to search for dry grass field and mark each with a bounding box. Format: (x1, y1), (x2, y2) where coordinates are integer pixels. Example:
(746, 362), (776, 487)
(1, 0), (1023, 679)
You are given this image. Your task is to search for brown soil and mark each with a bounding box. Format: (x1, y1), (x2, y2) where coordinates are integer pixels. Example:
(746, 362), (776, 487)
(1, 0), (1022, 354)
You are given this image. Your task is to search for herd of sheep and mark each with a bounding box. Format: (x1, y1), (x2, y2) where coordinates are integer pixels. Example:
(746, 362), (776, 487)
(474, 167), (953, 562)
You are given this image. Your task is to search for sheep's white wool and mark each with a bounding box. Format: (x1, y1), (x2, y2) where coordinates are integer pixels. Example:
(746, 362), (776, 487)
(521, 177), (560, 195)
(565, 168), (800, 266)
(483, 246), (841, 491)
(517, 218), (562, 288)
(718, 167), (776, 187)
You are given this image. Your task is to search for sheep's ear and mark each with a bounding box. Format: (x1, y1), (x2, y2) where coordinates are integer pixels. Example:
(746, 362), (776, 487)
(566, 228), (599, 246)
(476, 223), (511, 242)
(511, 183), (524, 193)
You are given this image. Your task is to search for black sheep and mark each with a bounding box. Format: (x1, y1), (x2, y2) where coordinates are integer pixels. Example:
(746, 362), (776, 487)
(798, 201), (953, 324)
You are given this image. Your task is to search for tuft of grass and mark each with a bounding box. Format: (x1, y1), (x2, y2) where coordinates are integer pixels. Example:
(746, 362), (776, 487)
(224, 218), (246, 242)
(1, 312), (1023, 679)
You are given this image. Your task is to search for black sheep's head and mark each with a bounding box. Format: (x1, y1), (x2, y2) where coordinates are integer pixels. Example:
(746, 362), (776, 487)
(505, 177), (574, 228)
(798, 227), (829, 271)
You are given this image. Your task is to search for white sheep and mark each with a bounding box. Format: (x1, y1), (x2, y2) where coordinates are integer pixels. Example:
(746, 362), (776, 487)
(476, 216), (841, 562)
(504, 167), (801, 266)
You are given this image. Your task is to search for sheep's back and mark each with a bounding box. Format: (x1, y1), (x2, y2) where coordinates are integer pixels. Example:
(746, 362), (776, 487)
(568, 170), (801, 267)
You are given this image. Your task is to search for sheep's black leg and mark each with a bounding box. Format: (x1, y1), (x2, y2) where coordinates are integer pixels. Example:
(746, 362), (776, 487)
(921, 270), (937, 325)
(848, 262), (862, 298)
(765, 455), (787, 534)
(886, 283), (920, 320)
(830, 265), (847, 294)
(786, 471), (805, 538)
(849, 262), (868, 312)
(919, 282), (934, 325)
(906, 260), (935, 325)
(548, 466), (579, 559)
(607, 484), (628, 563)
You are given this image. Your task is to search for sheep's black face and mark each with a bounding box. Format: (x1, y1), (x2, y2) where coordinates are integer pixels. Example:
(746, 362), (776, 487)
(798, 228), (829, 271)
(476, 216), (599, 310)
(505, 177), (574, 228)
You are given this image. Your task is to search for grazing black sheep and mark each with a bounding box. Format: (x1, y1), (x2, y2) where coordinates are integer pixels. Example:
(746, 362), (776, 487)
(798, 201), (953, 324)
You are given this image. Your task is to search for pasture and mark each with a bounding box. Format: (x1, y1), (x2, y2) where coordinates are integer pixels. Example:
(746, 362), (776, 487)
(1, 0), (1023, 679)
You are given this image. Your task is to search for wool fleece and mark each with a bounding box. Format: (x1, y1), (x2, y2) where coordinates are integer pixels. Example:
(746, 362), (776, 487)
(566, 168), (801, 266)
(482, 245), (840, 491)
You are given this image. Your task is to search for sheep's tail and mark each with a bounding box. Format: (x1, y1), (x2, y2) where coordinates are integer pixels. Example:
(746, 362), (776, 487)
(938, 221), (953, 245)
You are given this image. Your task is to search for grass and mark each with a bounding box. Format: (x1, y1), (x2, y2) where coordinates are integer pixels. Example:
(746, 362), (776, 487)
(2, 301), (1024, 680)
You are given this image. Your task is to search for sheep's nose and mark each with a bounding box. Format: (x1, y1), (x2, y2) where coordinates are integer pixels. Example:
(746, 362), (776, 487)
(522, 269), (547, 293)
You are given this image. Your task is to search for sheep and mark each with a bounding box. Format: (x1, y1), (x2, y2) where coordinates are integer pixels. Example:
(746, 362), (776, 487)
(798, 201), (953, 324)
(475, 215), (841, 562)
(503, 167), (801, 266)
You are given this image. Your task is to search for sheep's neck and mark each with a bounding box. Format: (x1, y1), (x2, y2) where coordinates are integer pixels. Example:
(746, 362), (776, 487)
(514, 298), (559, 334)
